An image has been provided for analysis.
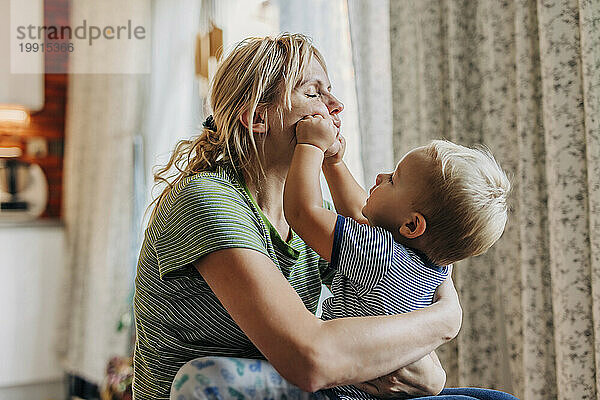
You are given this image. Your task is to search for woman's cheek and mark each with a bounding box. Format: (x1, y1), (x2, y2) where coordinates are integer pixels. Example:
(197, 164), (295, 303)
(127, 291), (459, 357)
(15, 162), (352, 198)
(309, 101), (330, 118)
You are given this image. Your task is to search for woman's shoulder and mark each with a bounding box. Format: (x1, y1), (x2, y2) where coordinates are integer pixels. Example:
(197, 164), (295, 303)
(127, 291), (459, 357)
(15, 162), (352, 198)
(185, 165), (241, 191)
(151, 166), (256, 229)
(176, 166), (245, 202)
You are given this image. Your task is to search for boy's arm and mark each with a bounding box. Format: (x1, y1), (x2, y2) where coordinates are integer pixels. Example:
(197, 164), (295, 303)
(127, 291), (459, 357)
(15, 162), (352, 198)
(322, 159), (369, 224)
(284, 143), (337, 262)
(285, 115), (339, 262)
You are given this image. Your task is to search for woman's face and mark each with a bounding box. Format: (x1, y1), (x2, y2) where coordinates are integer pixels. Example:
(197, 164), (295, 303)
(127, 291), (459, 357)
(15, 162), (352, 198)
(266, 57), (344, 164)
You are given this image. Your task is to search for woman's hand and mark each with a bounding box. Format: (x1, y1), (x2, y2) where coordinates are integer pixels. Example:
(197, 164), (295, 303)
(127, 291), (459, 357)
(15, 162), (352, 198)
(323, 134), (345, 165)
(354, 352), (446, 398)
(433, 267), (462, 340)
(296, 114), (337, 152)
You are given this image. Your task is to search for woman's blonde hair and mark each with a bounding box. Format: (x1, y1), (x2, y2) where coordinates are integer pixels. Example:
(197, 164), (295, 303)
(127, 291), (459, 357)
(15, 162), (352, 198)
(149, 33), (326, 222)
(419, 140), (511, 265)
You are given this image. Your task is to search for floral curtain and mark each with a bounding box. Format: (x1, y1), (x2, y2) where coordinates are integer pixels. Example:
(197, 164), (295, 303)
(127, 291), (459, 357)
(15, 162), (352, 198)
(388, 1), (600, 399)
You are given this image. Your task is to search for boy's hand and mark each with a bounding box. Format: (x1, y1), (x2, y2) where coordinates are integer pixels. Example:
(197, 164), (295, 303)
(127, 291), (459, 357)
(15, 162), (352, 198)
(323, 134), (346, 166)
(296, 114), (337, 152)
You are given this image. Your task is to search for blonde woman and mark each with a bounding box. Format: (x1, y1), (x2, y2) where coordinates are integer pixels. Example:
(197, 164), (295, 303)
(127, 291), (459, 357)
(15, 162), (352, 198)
(132, 33), (503, 400)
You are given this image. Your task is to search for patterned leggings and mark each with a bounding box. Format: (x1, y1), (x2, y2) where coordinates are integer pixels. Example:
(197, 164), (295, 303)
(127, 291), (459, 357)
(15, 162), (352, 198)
(170, 357), (520, 400)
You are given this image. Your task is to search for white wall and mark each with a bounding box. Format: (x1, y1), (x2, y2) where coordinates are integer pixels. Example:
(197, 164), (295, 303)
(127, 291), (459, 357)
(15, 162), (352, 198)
(0, 223), (65, 387)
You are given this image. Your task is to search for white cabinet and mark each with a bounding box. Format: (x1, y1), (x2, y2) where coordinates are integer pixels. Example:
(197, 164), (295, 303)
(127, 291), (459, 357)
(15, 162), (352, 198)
(0, 223), (65, 386)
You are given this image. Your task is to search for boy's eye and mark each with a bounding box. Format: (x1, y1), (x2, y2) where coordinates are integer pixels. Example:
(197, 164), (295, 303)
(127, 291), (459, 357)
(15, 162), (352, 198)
(306, 93), (320, 98)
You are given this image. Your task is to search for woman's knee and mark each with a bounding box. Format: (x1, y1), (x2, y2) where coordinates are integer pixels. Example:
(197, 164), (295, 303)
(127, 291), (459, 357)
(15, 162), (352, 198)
(410, 396), (478, 400)
(171, 357), (235, 399)
(440, 388), (520, 400)
(170, 356), (313, 400)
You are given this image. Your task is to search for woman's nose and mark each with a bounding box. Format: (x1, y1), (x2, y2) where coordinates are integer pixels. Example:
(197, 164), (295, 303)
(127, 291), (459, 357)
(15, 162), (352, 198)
(325, 94), (344, 115)
(375, 174), (384, 186)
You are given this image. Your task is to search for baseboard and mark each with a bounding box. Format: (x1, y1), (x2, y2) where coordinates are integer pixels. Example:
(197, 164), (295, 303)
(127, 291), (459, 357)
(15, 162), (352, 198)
(0, 377), (66, 400)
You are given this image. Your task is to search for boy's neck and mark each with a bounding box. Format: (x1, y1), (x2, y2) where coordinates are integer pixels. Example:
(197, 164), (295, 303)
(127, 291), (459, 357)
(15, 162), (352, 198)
(385, 227), (426, 255)
(393, 233), (441, 267)
(367, 219), (441, 267)
(392, 231), (421, 250)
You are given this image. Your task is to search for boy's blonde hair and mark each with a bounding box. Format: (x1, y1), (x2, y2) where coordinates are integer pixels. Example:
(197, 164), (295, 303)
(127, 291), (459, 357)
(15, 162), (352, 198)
(419, 140), (510, 266)
(149, 33), (326, 221)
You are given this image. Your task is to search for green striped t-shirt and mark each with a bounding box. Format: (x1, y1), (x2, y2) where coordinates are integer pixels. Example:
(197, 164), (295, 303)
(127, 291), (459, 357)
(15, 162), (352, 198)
(132, 165), (334, 400)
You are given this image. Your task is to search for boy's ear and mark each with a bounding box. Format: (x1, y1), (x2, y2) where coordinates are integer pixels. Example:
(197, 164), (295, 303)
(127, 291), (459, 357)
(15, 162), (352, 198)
(398, 212), (426, 239)
(239, 108), (267, 134)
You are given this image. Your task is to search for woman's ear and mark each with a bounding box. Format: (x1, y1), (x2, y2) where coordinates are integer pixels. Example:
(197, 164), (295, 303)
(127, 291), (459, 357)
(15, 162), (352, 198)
(239, 108), (267, 134)
(398, 212), (426, 239)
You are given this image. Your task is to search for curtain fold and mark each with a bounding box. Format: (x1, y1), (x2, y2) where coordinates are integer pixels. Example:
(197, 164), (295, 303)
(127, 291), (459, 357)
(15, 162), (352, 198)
(514, 2), (556, 399)
(58, 0), (150, 384)
(347, 0), (394, 187)
(141, 0), (203, 219)
(536, 1), (597, 398)
(278, 0), (364, 196)
(580, 0), (600, 396)
(388, 1), (600, 399)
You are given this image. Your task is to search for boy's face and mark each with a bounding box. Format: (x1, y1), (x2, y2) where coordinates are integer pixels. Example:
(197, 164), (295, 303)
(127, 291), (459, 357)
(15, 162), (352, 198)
(362, 147), (432, 235)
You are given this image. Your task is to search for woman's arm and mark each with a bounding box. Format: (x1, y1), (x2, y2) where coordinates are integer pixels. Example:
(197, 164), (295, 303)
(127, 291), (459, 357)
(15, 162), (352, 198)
(194, 247), (462, 392)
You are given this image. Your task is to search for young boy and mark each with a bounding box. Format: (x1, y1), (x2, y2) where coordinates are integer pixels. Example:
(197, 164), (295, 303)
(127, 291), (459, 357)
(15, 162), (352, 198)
(283, 115), (511, 400)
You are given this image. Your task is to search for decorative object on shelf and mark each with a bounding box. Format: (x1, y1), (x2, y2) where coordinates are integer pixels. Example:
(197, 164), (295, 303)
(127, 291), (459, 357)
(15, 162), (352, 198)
(26, 136), (49, 158)
(100, 356), (133, 400)
(0, 152), (48, 222)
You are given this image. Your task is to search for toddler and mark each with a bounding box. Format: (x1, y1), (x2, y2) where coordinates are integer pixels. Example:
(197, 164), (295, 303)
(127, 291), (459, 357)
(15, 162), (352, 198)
(283, 114), (511, 400)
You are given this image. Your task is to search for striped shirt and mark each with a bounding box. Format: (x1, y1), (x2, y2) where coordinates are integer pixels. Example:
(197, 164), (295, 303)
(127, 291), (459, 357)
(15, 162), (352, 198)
(323, 216), (449, 400)
(132, 166), (335, 400)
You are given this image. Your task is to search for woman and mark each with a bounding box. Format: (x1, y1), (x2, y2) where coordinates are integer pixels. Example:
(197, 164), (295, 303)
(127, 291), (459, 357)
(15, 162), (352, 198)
(133, 33), (517, 400)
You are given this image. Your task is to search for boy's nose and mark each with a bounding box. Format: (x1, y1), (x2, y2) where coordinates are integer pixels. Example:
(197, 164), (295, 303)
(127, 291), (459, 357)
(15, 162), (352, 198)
(375, 174), (384, 186)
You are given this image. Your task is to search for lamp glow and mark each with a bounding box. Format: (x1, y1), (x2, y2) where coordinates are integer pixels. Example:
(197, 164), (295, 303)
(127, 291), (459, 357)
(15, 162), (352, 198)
(0, 108), (30, 123)
(0, 147), (23, 158)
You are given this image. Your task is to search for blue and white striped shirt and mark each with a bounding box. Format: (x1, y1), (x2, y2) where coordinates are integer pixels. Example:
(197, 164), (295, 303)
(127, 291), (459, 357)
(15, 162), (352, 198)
(322, 215), (449, 400)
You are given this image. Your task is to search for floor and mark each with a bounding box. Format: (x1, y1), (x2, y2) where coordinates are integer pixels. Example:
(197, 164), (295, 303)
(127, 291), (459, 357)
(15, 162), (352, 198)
(0, 378), (66, 400)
